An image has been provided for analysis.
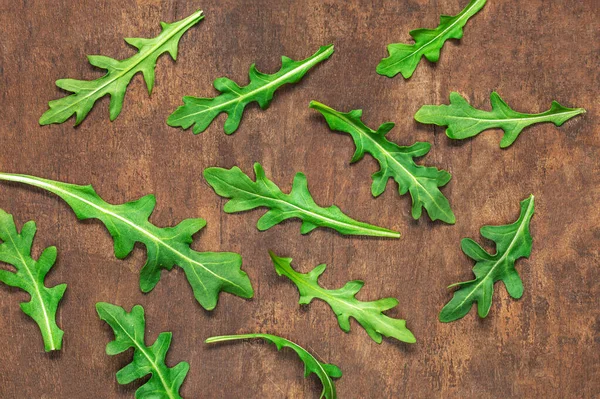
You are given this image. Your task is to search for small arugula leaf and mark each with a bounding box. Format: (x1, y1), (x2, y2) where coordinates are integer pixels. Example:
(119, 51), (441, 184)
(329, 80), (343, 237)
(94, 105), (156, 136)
(40, 10), (204, 126)
(377, 0), (487, 78)
(97, 302), (189, 399)
(270, 251), (415, 344)
(415, 92), (586, 148)
(206, 333), (341, 399)
(0, 209), (66, 352)
(310, 100), (455, 224)
(204, 163), (400, 238)
(440, 195), (535, 322)
(167, 44), (334, 134)
(0, 172), (253, 311)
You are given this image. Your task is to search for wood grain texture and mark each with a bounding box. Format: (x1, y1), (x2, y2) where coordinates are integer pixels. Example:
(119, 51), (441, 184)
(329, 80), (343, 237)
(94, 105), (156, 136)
(0, 0), (598, 397)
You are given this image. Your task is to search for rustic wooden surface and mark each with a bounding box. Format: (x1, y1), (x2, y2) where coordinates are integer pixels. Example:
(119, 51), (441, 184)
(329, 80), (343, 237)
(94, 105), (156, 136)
(0, 0), (598, 398)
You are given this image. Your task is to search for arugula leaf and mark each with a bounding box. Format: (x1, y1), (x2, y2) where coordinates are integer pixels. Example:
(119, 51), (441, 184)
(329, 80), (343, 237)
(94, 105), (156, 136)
(415, 92), (586, 148)
(204, 163), (400, 238)
(270, 251), (415, 344)
(97, 303), (189, 399)
(377, 0), (487, 78)
(0, 209), (66, 352)
(167, 44), (334, 134)
(0, 172), (253, 310)
(39, 10), (204, 126)
(440, 195), (535, 322)
(206, 333), (341, 399)
(310, 101), (455, 224)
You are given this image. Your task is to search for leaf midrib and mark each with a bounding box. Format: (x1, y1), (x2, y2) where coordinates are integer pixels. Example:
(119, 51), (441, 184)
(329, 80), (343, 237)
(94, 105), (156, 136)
(206, 334), (335, 397)
(0, 173), (246, 296)
(436, 109), (583, 125)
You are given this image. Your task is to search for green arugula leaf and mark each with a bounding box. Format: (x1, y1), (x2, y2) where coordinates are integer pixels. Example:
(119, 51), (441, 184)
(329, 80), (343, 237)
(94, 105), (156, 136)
(0, 209), (66, 352)
(206, 333), (341, 399)
(204, 163), (400, 238)
(310, 101), (455, 224)
(440, 195), (535, 322)
(270, 251), (415, 344)
(97, 303), (189, 399)
(167, 44), (334, 134)
(40, 10), (204, 126)
(377, 0), (486, 78)
(0, 172), (253, 311)
(415, 92), (586, 148)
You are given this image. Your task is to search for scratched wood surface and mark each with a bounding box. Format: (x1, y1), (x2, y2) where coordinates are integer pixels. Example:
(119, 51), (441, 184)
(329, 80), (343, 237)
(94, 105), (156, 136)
(0, 0), (598, 398)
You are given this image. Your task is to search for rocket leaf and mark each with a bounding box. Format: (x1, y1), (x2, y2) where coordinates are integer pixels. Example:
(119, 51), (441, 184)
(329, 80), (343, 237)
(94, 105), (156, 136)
(96, 302), (189, 399)
(167, 44), (334, 134)
(377, 0), (487, 78)
(39, 10), (204, 126)
(310, 100), (455, 224)
(0, 172), (253, 311)
(203, 163), (400, 238)
(440, 195), (535, 322)
(206, 333), (341, 399)
(0, 209), (66, 352)
(270, 251), (415, 344)
(415, 92), (586, 148)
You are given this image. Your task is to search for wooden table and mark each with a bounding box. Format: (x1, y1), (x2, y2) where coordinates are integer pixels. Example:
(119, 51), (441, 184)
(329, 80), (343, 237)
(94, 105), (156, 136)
(0, 1), (598, 397)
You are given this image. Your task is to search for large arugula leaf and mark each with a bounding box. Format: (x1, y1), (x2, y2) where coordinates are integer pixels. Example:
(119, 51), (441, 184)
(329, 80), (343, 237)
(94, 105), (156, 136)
(440, 195), (535, 322)
(97, 303), (189, 399)
(270, 251), (415, 344)
(167, 44), (334, 134)
(0, 209), (66, 352)
(415, 92), (586, 148)
(377, 0), (487, 78)
(310, 101), (455, 224)
(204, 163), (400, 238)
(39, 10), (204, 126)
(206, 333), (341, 399)
(0, 172), (253, 310)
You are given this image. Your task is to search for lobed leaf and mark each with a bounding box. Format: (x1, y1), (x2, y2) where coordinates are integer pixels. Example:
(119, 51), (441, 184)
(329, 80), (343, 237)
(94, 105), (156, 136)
(0, 209), (66, 351)
(270, 251), (415, 344)
(440, 195), (535, 322)
(310, 100), (455, 224)
(377, 0), (487, 79)
(97, 303), (189, 399)
(203, 163), (400, 238)
(167, 44), (334, 134)
(40, 10), (204, 126)
(206, 333), (341, 399)
(0, 172), (253, 311)
(415, 92), (586, 148)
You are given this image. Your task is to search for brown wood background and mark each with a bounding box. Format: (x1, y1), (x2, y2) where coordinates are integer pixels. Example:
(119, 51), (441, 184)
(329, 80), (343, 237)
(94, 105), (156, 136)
(0, 0), (598, 398)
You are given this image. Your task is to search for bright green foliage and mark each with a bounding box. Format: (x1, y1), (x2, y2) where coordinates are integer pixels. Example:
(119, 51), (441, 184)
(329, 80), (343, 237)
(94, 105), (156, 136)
(0, 210), (66, 352)
(440, 195), (535, 322)
(39, 10), (204, 126)
(310, 101), (455, 224)
(96, 303), (189, 399)
(270, 252), (415, 344)
(377, 0), (487, 78)
(167, 44), (334, 134)
(204, 163), (400, 238)
(0, 173), (253, 311)
(415, 92), (586, 148)
(206, 333), (341, 399)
